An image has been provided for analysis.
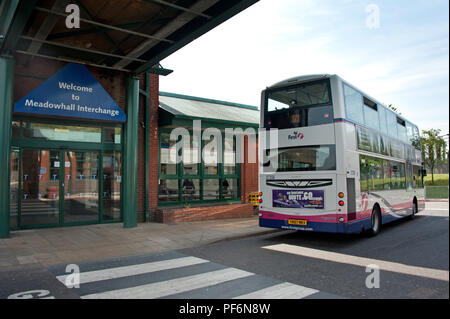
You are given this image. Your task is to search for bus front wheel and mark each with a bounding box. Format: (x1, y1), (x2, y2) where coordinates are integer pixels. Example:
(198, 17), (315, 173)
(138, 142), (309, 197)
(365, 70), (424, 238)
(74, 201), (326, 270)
(366, 206), (381, 237)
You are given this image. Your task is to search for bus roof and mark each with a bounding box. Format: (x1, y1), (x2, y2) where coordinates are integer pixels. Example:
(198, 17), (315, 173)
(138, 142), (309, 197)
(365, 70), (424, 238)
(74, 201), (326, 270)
(265, 74), (419, 129)
(267, 74), (334, 89)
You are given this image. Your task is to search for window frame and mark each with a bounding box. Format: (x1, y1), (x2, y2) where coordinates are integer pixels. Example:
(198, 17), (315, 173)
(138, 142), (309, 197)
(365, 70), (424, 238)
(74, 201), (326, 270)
(158, 128), (242, 205)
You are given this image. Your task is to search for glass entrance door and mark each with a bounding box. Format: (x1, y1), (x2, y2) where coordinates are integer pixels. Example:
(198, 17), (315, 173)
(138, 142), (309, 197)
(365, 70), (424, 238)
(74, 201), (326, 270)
(63, 151), (99, 224)
(18, 149), (100, 227)
(21, 149), (60, 227)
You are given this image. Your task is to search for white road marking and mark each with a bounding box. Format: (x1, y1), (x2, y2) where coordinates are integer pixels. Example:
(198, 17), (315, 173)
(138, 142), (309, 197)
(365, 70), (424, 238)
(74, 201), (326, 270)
(263, 244), (449, 282)
(81, 268), (254, 299)
(57, 256), (208, 286)
(418, 211), (449, 217)
(233, 282), (318, 299)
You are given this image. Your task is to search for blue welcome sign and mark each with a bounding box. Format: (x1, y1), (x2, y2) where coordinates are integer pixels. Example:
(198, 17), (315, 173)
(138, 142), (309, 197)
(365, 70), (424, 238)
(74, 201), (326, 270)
(14, 63), (126, 122)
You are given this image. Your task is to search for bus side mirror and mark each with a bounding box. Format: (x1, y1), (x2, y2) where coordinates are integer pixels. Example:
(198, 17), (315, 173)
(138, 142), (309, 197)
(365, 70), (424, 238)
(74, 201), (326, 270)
(421, 169), (427, 177)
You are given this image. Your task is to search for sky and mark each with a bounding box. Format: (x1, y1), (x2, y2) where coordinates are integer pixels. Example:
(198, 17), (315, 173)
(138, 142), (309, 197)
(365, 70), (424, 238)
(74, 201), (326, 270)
(160, 0), (449, 138)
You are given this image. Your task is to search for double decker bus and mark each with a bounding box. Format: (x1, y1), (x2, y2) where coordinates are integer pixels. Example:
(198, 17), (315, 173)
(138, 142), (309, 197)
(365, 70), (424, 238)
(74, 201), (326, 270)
(258, 74), (425, 235)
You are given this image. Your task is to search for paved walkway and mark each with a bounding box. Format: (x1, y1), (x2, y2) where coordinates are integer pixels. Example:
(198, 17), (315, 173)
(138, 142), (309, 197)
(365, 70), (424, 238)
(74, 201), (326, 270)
(0, 217), (277, 270)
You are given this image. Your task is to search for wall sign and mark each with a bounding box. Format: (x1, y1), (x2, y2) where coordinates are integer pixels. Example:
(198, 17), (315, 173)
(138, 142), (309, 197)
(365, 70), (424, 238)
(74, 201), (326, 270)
(14, 63), (126, 122)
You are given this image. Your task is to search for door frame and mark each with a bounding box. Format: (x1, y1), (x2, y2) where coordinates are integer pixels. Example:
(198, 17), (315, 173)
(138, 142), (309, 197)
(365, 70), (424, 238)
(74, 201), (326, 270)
(10, 118), (124, 230)
(15, 147), (103, 229)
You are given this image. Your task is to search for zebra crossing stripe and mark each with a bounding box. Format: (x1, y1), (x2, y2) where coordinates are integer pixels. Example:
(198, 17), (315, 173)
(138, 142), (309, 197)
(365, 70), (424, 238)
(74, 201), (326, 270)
(263, 244), (449, 282)
(233, 282), (318, 299)
(80, 268), (254, 299)
(57, 256), (209, 286)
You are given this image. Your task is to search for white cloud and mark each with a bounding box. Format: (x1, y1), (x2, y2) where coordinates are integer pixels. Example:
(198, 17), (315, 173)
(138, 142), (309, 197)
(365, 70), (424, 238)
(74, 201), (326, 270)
(160, 0), (449, 135)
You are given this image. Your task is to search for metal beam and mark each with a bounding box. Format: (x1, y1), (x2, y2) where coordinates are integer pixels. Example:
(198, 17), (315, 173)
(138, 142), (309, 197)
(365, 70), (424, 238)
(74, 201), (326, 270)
(147, 64), (173, 75)
(0, 55), (14, 238)
(21, 36), (147, 62)
(73, 0), (126, 57)
(144, 0), (211, 19)
(123, 75), (140, 228)
(95, 9), (172, 66)
(114, 0), (220, 69)
(35, 7), (174, 44)
(15, 50), (131, 72)
(0, 0), (20, 47)
(47, 21), (150, 40)
(27, 0), (70, 55)
(1, 0), (39, 54)
(133, 0), (259, 74)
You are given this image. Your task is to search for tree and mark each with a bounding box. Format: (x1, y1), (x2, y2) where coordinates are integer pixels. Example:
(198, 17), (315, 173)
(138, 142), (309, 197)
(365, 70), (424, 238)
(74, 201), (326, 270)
(420, 129), (447, 184)
(387, 104), (401, 115)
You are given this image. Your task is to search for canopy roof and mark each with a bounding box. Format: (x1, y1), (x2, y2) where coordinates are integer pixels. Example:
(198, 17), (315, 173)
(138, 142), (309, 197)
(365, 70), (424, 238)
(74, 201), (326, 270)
(0, 0), (258, 74)
(159, 91), (259, 127)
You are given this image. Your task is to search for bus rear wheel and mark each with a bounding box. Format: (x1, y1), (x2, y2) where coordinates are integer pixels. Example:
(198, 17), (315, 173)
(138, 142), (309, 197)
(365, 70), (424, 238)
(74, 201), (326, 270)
(366, 206), (381, 237)
(409, 200), (418, 220)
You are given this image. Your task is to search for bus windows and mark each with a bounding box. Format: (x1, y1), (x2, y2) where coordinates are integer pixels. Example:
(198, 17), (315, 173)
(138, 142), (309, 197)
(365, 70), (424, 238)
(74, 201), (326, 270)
(267, 98), (289, 112)
(360, 156), (384, 191)
(268, 145), (336, 172)
(386, 110), (397, 138)
(363, 103), (380, 130)
(344, 84), (364, 124)
(413, 166), (424, 188)
(307, 105), (333, 126)
(397, 117), (408, 143)
(264, 80), (333, 129)
(360, 155), (407, 191)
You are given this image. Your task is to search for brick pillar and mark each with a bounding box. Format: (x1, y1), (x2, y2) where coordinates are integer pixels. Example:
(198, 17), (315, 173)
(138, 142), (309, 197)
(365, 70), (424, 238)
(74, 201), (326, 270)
(148, 74), (159, 216)
(241, 134), (259, 204)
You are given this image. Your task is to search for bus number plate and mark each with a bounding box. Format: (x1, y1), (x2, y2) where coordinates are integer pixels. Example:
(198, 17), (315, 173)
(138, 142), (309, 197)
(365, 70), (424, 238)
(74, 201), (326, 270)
(288, 219), (307, 226)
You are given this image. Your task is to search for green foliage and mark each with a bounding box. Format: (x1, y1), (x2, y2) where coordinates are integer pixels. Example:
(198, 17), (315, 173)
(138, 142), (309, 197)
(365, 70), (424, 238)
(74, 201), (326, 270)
(425, 185), (449, 199)
(424, 174), (449, 186)
(387, 104), (401, 115)
(421, 129), (448, 185)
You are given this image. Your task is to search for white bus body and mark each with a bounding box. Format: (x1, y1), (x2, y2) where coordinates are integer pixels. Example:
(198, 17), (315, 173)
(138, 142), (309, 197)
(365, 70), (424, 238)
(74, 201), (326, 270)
(259, 74), (425, 234)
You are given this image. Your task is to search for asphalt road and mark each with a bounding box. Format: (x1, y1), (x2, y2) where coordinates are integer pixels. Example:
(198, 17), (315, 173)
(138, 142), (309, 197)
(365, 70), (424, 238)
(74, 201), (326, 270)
(182, 201), (449, 299)
(0, 202), (448, 300)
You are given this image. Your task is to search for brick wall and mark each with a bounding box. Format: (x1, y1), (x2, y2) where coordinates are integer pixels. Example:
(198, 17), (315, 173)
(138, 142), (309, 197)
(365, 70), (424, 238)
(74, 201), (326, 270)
(136, 73), (160, 221)
(154, 203), (256, 223)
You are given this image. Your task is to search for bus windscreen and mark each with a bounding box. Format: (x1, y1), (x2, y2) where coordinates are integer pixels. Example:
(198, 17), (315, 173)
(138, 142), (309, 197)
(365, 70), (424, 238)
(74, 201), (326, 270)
(264, 80), (333, 129)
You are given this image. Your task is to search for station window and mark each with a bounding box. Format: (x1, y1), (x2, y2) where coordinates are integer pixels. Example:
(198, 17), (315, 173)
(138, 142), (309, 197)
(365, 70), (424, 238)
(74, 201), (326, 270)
(158, 129), (241, 204)
(104, 127), (122, 144)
